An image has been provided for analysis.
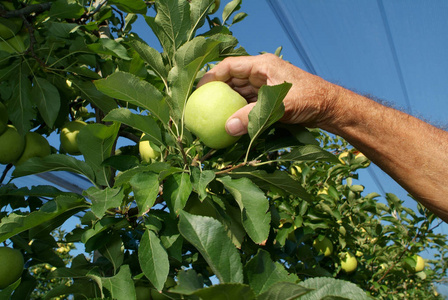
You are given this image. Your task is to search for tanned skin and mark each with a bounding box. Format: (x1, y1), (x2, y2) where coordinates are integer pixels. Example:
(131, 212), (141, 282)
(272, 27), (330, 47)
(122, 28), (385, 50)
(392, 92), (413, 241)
(198, 54), (448, 223)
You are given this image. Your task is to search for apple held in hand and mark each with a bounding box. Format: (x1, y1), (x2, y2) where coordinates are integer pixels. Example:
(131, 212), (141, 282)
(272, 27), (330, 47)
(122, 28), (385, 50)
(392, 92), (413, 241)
(0, 125), (25, 164)
(0, 247), (24, 289)
(185, 81), (247, 149)
(15, 132), (51, 165)
(60, 120), (86, 155)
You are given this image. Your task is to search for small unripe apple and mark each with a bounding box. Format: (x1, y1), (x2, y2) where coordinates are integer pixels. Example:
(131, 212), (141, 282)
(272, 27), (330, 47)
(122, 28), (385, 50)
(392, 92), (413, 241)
(0, 247), (24, 289)
(340, 251), (357, 273)
(15, 132), (51, 165)
(60, 120), (86, 155)
(0, 101), (7, 134)
(312, 237), (333, 257)
(185, 81), (247, 149)
(139, 133), (161, 162)
(405, 255), (425, 272)
(0, 125), (25, 164)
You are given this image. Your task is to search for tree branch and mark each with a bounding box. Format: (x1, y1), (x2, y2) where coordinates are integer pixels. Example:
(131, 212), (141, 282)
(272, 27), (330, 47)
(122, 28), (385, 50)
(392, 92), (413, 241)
(1, 3), (52, 18)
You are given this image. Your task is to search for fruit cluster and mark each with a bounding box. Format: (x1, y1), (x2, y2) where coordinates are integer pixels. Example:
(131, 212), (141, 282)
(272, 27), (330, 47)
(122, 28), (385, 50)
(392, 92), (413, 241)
(0, 102), (51, 165)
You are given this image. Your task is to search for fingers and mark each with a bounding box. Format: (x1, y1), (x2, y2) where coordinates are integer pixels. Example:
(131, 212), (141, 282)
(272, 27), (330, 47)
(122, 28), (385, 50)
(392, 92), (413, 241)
(225, 102), (257, 136)
(197, 55), (269, 89)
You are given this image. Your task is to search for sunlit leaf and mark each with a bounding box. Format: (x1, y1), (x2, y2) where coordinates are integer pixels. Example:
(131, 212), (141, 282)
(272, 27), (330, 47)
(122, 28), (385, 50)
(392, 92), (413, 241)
(164, 173), (192, 216)
(95, 72), (169, 124)
(139, 229), (170, 291)
(218, 176), (271, 244)
(101, 265), (136, 300)
(178, 211), (244, 283)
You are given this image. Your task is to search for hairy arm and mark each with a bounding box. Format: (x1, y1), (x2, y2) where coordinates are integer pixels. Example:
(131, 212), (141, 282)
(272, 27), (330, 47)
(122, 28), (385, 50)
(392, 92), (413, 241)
(327, 87), (448, 222)
(199, 53), (448, 222)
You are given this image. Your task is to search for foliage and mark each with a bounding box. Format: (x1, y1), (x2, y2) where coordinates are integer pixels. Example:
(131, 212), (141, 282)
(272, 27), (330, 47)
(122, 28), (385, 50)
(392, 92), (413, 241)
(0, 0), (446, 299)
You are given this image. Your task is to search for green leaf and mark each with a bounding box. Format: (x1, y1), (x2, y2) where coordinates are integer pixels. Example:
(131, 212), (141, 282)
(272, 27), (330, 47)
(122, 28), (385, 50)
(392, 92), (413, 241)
(299, 277), (370, 300)
(222, 0), (242, 24)
(77, 123), (120, 186)
(244, 249), (299, 295)
(108, 0), (147, 14)
(95, 72), (169, 124)
(138, 229), (170, 291)
(279, 145), (339, 163)
(49, 0), (85, 19)
(169, 269), (204, 295)
(31, 77), (61, 128)
(192, 283), (256, 300)
(218, 177), (271, 244)
(164, 173), (192, 216)
(101, 265), (136, 300)
(191, 168), (215, 201)
(0, 195), (88, 243)
(99, 233), (124, 275)
(129, 172), (159, 216)
(7, 73), (34, 135)
(229, 170), (313, 202)
(145, 0), (191, 66)
(88, 38), (131, 60)
(168, 37), (220, 121)
(189, 0), (214, 39)
(178, 211), (244, 283)
(257, 282), (312, 300)
(247, 83), (291, 141)
(84, 186), (125, 218)
(130, 40), (168, 84)
(103, 108), (163, 146)
(72, 79), (117, 114)
(12, 154), (96, 185)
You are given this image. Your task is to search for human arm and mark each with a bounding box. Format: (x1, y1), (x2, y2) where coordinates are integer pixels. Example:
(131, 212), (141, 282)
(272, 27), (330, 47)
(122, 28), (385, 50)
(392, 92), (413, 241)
(198, 54), (448, 222)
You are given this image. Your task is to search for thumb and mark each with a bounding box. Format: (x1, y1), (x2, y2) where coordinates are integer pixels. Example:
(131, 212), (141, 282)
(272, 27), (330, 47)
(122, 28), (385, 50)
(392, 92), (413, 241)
(225, 102), (257, 136)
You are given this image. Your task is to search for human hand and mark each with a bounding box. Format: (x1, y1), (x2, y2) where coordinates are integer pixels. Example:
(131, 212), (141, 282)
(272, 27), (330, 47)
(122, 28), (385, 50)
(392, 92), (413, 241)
(197, 54), (341, 136)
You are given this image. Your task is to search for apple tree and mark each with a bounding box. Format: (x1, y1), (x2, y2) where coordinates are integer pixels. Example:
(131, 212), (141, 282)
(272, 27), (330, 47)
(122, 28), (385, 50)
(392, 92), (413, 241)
(0, 0), (447, 299)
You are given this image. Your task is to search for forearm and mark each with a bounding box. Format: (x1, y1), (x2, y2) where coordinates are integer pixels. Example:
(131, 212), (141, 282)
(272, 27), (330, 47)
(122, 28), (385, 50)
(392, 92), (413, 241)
(324, 86), (448, 222)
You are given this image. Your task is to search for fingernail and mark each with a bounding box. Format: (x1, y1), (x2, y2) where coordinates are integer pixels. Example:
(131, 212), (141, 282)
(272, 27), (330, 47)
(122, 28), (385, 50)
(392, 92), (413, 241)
(226, 118), (245, 136)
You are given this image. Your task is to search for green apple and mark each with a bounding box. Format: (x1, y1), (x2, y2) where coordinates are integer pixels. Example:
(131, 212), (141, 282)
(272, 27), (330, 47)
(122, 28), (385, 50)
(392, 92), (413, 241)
(60, 120), (86, 155)
(185, 81), (247, 149)
(0, 125), (25, 164)
(312, 236), (333, 257)
(15, 132), (51, 165)
(405, 255), (425, 272)
(135, 285), (151, 300)
(139, 133), (161, 162)
(340, 251), (357, 273)
(0, 101), (7, 134)
(0, 1), (23, 40)
(0, 247), (24, 289)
